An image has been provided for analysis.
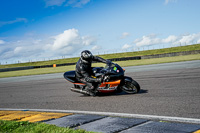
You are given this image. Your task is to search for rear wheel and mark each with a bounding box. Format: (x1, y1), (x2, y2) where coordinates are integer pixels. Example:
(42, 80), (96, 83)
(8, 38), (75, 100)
(121, 80), (140, 94)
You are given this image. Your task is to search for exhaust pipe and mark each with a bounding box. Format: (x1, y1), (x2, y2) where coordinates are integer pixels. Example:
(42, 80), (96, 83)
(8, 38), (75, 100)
(70, 87), (90, 95)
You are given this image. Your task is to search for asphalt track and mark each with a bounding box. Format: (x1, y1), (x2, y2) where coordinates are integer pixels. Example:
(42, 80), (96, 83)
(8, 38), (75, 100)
(0, 60), (200, 119)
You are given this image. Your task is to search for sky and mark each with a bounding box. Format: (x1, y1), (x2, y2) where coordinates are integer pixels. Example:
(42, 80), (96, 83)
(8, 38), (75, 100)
(0, 0), (200, 64)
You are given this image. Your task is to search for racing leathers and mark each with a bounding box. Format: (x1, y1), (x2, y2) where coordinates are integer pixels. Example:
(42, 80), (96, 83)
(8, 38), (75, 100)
(75, 56), (109, 94)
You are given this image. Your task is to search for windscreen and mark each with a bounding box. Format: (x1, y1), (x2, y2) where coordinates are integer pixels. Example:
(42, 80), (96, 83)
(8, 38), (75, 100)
(104, 63), (120, 73)
(104, 63), (116, 69)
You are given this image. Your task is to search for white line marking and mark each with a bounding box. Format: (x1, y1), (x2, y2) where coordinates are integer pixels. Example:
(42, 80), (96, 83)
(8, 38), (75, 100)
(0, 108), (200, 124)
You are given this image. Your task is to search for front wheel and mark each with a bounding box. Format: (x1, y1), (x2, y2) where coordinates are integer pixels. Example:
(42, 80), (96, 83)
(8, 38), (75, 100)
(121, 79), (140, 94)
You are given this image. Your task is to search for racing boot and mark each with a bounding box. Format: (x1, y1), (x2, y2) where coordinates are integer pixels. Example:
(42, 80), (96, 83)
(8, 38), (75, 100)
(85, 86), (97, 96)
(88, 90), (97, 97)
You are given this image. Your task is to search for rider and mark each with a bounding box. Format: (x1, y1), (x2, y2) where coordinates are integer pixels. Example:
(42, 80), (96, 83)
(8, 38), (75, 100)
(75, 50), (112, 96)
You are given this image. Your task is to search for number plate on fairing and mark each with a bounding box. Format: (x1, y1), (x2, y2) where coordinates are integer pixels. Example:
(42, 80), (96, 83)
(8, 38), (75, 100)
(98, 84), (118, 90)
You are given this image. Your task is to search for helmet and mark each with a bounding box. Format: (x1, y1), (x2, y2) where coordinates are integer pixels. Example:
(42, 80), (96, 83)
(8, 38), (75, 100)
(81, 50), (93, 64)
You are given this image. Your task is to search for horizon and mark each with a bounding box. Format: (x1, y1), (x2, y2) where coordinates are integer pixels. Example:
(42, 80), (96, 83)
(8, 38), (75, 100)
(1, 43), (199, 65)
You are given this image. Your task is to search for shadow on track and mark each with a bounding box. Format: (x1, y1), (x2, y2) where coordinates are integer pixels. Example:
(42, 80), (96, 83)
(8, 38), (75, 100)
(80, 89), (148, 97)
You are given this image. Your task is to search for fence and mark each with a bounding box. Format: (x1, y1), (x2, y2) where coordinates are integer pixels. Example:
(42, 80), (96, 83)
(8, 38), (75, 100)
(141, 50), (200, 59)
(0, 50), (200, 72)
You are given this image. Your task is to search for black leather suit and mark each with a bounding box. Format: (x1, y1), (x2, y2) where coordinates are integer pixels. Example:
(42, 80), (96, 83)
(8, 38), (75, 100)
(75, 56), (107, 89)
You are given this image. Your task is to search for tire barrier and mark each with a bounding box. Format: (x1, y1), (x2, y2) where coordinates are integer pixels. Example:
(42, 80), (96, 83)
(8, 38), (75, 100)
(109, 56), (141, 61)
(0, 66), (34, 72)
(141, 50), (200, 59)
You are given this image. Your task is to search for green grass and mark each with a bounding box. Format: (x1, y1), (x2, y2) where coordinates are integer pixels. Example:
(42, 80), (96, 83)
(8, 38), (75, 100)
(115, 53), (200, 67)
(0, 65), (75, 78)
(0, 120), (94, 133)
(1, 44), (200, 69)
(100, 43), (200, 59)
(0, 54), (200, 78)
(0, 57), (79, 69)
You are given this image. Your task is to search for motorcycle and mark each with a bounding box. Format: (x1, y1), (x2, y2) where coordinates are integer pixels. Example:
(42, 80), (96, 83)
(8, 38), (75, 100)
(63, 63), (140, 96)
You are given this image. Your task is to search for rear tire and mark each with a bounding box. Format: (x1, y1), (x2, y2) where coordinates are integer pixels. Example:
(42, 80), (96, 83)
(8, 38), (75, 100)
(121, 79), (140, 94)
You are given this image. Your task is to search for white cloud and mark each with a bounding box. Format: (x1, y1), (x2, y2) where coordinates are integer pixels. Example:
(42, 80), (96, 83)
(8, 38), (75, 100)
(120, 32), (130, 39)
(164, 0), (178, 5)
(163, 35), (178, 43)
(134, 33), (200, 47)
(14, 47), (23, 54)
(121, 44), (132, 50)
(0, 28), (97, 64)
(0, 38), (45, 62)
(52, 29), (81, 50)
(65, 0), (90, 7)
(134, 35), (161, 47)
(2, 30), (200, 64)
(0, 40), (5, 44)
(121, 33), (200, 51)
(44, 0), (90, 7)
(44, 0), (66, 7)
(179, 33), (200, 44)
(82, 36), (97, 46)
(51, 28), (96, 55)
(91, 45), (101, 51)
(0, 18), (28, 27)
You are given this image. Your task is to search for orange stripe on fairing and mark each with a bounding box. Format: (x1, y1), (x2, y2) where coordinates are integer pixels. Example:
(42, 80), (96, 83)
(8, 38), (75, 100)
(110, 84), (118, 87)
(67, 79), (121, 86)
(66, 80), (86, 85)
(74, 83), (86, 85)
(99, 80), (121, 87)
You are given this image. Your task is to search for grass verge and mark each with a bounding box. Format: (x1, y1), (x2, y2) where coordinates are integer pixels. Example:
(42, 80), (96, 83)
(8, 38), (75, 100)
(0, 120), (94, 133)
(1, 44), (200, 68)
(0, 54), (200, 78)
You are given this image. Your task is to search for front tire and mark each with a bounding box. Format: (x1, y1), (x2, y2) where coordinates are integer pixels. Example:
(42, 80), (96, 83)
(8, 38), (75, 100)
(121, 79), (140, 94)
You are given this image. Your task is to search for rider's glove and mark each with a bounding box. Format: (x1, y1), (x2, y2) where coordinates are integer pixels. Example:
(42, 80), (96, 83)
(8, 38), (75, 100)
(96, 77), (103, 83)
(106, 60), (112, 65)
(96, 75), (109, 83)
(103, 75), (110, 82)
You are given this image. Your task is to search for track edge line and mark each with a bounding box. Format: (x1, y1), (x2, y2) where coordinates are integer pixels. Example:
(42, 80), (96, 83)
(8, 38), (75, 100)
(0, 108), (200, 124)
